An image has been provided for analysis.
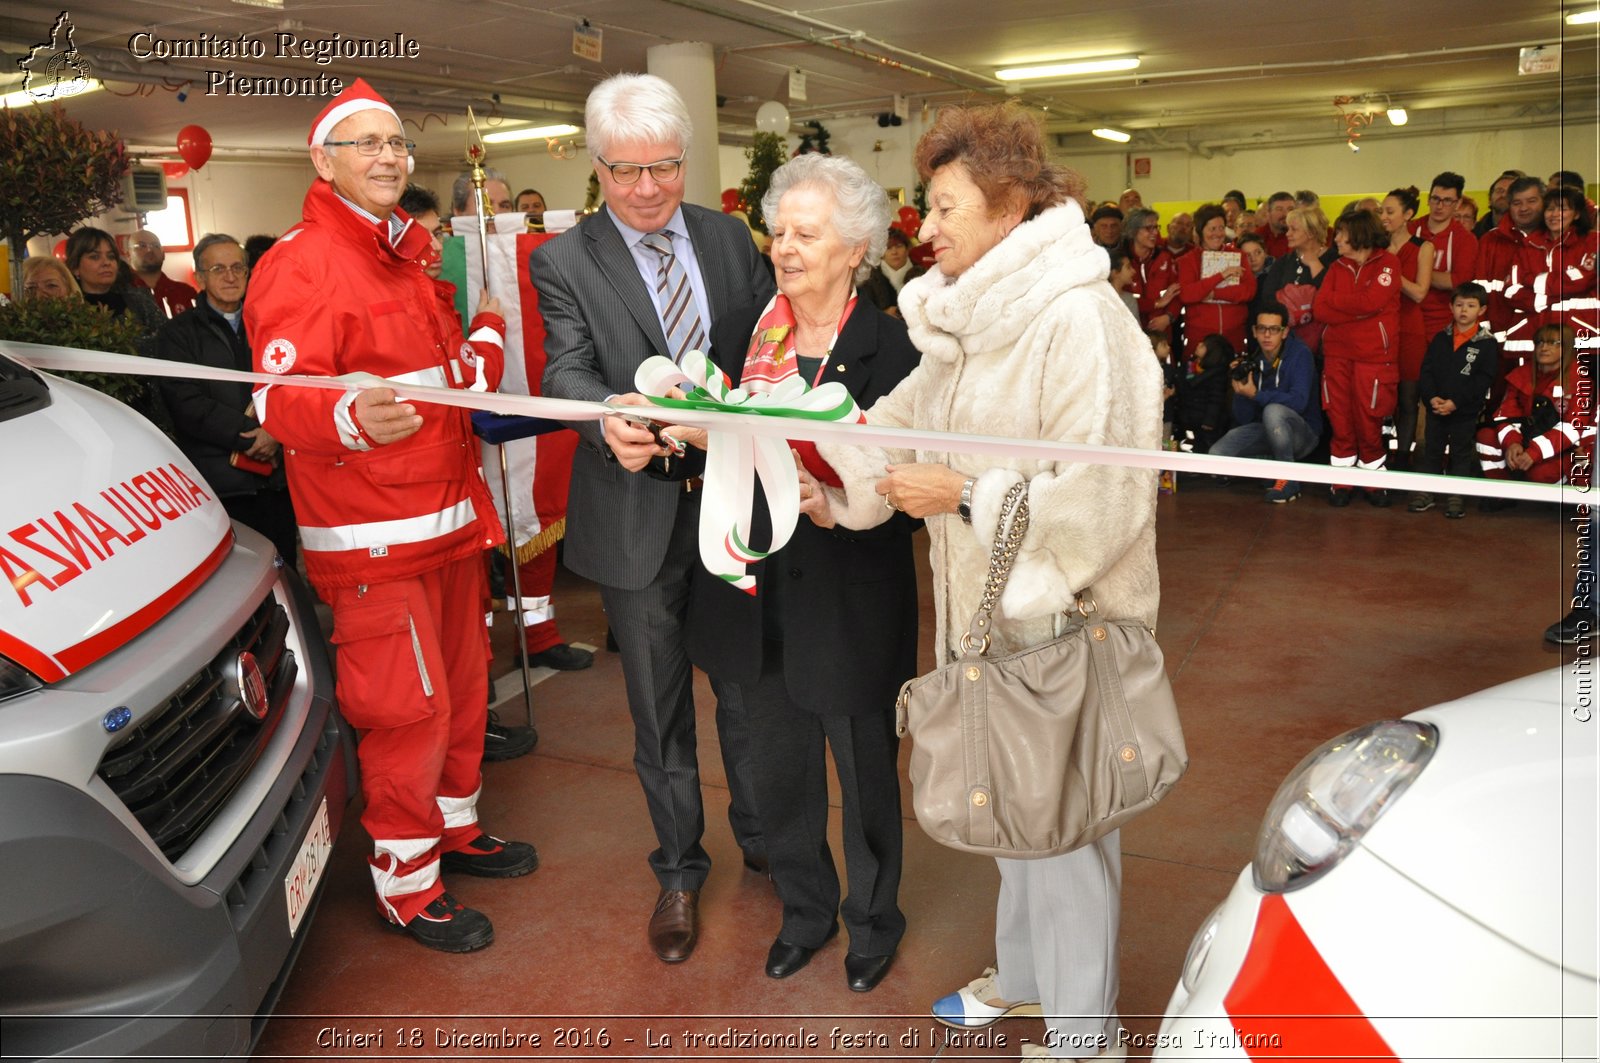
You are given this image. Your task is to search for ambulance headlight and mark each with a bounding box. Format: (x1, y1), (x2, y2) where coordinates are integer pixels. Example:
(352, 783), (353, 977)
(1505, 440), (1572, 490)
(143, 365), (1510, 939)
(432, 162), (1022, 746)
(0, 656), (44, 703)
(1253, 720), (1436, 893)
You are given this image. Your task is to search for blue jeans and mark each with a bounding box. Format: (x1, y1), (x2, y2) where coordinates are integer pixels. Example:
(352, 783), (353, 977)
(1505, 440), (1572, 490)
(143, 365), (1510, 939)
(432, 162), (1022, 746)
(1210, 403), (1318, 464)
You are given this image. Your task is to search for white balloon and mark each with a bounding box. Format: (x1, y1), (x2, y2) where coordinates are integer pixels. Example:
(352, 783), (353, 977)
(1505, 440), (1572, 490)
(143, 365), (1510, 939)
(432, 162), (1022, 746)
(755, 100), (790, 134)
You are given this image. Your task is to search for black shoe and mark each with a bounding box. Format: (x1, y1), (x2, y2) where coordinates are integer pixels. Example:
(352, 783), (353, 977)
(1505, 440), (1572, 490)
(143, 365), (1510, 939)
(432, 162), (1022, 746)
(484, 710), (537, 762)
(845, 951), (894, 992)
(440, 833), (539, 877)
(1545, 609), (1599, 645)
(517, 643), (595, 671)
(1365, 487), (1391, 508)
(764, 924), (838, 979)
(384, 892), (494, 953)
(605, 627), (620, 653)
(1329, 486), (1354, 507)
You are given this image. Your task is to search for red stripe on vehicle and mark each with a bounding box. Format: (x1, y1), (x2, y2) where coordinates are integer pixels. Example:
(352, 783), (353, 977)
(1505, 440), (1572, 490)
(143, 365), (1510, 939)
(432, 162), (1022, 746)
(1222, 893), (1399, 1060)
(0, 629), (66, 683)
(54, 529), (235, 675)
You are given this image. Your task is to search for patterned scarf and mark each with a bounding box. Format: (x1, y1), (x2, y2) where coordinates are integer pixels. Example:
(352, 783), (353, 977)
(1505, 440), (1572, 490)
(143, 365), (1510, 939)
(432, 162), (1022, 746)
(738, 291), (856, 485)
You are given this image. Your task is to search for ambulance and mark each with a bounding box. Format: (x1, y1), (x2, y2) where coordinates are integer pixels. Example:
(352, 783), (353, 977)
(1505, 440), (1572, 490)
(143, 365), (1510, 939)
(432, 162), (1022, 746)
(0, 348), (354, 1059)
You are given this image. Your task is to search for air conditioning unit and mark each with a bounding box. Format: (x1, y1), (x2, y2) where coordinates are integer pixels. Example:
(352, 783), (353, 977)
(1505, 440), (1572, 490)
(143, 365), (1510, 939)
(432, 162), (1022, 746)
(123, 167), (168, 213)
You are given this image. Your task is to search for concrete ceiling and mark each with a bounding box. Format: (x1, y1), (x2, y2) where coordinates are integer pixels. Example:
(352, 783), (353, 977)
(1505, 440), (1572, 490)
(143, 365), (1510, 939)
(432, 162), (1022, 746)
(1, 0), (1594, 164)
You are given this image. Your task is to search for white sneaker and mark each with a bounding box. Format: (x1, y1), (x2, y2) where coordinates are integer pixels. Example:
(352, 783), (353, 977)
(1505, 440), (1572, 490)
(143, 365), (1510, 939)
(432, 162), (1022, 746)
(1020, 1028), (1128, 1061)
(930, 966), (1043, 1028)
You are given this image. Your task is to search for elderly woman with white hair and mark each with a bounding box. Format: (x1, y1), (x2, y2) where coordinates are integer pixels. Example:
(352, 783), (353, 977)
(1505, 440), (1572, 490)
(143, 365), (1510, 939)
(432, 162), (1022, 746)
(675, 152), (922, 992)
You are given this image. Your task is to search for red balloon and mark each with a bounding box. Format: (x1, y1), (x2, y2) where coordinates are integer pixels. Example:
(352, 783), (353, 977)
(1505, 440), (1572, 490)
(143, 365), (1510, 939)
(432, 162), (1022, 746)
(897, 205), (921, 225)
(176, 125), (212, 170)
(163, 161), (189, 180)
(721, 188), (742, 213)
(53, 239), (68, 260)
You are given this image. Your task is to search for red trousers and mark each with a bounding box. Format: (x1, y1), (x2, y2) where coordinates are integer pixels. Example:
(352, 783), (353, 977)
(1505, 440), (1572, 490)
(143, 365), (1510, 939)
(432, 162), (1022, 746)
(326, 553), (490, 924)
(1323, 356), (1398, 469)
(514, 546), (563, 654)
(1476, 426), (1577, 485)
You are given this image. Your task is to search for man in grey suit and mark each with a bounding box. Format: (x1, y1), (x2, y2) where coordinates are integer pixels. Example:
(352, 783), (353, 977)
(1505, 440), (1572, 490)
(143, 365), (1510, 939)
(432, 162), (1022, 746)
(535, 72), (775, 964)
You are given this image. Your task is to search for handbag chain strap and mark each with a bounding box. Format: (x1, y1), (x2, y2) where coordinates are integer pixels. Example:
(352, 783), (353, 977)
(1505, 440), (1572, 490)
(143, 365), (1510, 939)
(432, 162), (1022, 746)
(961, 481), (1030, 655)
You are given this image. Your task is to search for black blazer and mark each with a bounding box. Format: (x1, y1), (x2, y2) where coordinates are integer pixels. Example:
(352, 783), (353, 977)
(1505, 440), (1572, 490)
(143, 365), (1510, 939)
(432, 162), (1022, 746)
(685, 301), (922, 716)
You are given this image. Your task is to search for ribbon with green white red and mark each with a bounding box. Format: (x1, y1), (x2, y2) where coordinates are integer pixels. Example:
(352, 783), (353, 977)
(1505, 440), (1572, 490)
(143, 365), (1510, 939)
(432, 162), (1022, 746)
(634, 351), (864, 594)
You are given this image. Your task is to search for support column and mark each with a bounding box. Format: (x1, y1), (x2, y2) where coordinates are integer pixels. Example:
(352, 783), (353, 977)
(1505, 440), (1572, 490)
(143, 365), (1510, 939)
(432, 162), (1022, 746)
(646, 41), (718, 210)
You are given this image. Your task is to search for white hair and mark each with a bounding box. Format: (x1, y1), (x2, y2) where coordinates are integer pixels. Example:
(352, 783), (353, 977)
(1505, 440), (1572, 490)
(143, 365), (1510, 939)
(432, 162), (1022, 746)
(585, 73), (693, 161)
(763, 154), (891, 284)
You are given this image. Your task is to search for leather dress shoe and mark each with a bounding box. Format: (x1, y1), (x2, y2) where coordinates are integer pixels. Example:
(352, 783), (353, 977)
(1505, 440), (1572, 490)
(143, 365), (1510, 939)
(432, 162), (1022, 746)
(517, 643), (594, 671)
(764, 924), (837, 979)
(845, 951), (894, 992)
(648, 889), (698, 963)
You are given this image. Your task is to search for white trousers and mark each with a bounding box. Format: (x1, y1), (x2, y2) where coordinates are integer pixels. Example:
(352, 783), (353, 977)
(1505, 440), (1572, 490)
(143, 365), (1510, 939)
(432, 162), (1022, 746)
(995, 830), (1122, 1058)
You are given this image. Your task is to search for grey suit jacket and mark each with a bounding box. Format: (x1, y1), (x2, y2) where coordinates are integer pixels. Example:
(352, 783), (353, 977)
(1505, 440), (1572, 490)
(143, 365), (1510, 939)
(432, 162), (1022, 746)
(534, 203), (774, 590)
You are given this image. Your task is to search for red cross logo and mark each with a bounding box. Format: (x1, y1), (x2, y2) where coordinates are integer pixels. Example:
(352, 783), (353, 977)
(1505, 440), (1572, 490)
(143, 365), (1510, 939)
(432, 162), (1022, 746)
(262, 338), (297, 374)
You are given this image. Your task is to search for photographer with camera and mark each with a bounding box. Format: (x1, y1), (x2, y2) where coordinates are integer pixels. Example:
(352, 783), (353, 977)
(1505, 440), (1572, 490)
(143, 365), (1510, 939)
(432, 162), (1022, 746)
(1209, 306), (1323, 503)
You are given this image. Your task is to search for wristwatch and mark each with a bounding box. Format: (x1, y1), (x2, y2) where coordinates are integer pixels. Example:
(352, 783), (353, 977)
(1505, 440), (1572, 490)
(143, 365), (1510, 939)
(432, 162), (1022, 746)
(958, 478), (975, 524)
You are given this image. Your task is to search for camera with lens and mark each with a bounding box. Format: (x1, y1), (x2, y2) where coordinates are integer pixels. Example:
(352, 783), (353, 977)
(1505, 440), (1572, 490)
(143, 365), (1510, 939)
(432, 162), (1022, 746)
(1229, 356), (1257, 384)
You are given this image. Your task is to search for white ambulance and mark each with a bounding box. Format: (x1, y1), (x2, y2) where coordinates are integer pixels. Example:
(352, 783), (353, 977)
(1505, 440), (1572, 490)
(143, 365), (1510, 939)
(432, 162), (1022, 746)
(0, 347), (353, 1059)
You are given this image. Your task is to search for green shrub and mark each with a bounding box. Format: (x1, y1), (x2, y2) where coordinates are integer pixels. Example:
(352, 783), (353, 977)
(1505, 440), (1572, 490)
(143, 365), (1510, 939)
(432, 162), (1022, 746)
(0, 297), (170, 431)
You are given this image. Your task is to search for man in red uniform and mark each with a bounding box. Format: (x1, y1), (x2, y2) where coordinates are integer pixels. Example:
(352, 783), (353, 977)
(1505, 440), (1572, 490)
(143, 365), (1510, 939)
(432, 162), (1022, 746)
(1258, 192), (1295, 260)
(1412, 171), (1480, 344)
(245, 79), (536, 953)
(1475, 176), (1552, 376)
(128, 229), (197, 318)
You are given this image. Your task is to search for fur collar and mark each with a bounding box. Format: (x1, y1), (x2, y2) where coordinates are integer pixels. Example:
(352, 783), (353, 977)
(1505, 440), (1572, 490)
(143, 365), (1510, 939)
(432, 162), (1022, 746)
(898, 199), (1106, 364)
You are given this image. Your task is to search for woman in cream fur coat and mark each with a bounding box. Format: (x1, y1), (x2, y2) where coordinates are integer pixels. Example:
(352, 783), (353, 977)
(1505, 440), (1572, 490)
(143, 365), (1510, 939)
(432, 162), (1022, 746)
(807, 105), (1160, 1062)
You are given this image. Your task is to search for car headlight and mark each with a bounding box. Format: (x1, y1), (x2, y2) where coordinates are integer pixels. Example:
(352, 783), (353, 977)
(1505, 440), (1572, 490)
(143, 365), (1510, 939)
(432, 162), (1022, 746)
(0, 656), (43, 704)
(1253, 719), (1437, 893)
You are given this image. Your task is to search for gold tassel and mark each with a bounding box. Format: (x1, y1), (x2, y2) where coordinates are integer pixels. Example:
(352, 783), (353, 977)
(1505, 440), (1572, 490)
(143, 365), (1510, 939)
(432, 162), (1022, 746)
(497, 517), (566, 565)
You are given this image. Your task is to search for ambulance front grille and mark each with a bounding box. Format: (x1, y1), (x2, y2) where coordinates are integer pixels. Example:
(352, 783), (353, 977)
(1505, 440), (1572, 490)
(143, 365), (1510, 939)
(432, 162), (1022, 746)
(96, 598), (298, 860)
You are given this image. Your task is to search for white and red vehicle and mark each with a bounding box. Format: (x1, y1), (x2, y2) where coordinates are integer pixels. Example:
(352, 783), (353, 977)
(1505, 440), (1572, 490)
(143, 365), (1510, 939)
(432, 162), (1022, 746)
(1155, 668), (1597, 1062)
(0, 349), (353, 1060)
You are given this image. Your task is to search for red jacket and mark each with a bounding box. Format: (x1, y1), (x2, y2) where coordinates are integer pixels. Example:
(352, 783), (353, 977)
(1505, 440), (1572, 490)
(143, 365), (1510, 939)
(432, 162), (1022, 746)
(244, 180), (506, 589)
(1536, 229), (1599, 349)
(1128, 246), (1178, 332)
(1409, 218), (1478, 339)
(1177, 244), (1257, 358)
(1258, 226), (1290, 261)
(1474, 215), (1553, 358)
(1314, 248), (1401, 363)
(1488, 359), (1595, 473)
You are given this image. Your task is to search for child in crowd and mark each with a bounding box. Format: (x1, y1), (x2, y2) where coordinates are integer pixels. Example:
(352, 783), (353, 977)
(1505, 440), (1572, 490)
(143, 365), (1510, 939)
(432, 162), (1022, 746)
(1476, 322), (1595, 509)
(1176, 333), (1234, 453)
(1409, 282), (1496, 519)
(1149, 327), (1179, 440)
(1108, 246), (1140, 321)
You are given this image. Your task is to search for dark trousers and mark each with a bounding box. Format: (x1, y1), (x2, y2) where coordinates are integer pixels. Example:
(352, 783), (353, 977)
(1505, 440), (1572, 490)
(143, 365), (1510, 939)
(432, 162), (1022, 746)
(599, 496), (761, 890)
(1421, 411), (1480, 479)
(222, 487), (298, 569)
(720, 644), (905, 957)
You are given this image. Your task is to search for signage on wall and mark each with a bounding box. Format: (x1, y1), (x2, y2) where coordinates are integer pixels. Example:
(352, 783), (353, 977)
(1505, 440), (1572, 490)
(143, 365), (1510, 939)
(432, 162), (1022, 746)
(789, 68), (807, 102)
(573, 21), (602, 62)
(1134, 157), (1152, 177)
(1518, 45), (1559, 76)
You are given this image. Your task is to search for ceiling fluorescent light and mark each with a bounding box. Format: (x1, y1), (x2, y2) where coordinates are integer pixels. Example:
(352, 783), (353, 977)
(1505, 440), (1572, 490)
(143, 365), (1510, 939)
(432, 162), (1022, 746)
(482, 123), (582, 144)
(1092, 127), (1132, 143)
(1567, 9), (1600, 24)
(1, 80), (104, 109)
(996, 56), (1140, 81)
(1386, 107), (1408, 125)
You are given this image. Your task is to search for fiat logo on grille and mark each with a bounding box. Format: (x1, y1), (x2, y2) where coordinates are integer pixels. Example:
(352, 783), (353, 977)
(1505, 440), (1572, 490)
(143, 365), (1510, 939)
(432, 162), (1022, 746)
(235, 652), (269, 721)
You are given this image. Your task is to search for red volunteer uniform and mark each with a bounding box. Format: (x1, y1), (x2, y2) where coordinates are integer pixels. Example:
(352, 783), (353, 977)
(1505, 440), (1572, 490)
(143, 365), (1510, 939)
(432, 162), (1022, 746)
(1177, 245), (1257, 363)
(1536, 230), (1600, 354)
(1474, 215), (1553, 369)
(1409, 218), (1478, 341)
(1128, 246), (1178, 334)
(1314, 248), (1402, 470)
(1476, 361), (1596, 485)
(246, 178), (508, 925)
(134, 271), (198, 319)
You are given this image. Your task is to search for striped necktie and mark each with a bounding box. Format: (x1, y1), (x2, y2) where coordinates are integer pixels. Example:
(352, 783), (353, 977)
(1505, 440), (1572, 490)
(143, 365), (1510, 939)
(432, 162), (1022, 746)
(641, 230), (706, 363)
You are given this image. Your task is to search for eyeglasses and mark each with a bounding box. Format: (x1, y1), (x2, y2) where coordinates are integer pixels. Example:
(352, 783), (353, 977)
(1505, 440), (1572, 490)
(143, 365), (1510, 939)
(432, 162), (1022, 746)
(202, 263), (249, 278)
(596, 155), (684, 185)
(1139, 224), (1160, 231)
(1428, 194), (1458, 205)
(129, 241), (161, 251)
(1535, 338), (1563, 347)
(323, 135), (415, 157)
(1253, 325), (1286, 334)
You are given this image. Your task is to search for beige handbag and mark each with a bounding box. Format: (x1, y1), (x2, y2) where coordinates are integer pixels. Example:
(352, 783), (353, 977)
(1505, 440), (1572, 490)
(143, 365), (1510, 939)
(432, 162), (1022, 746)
(894, 482), (1187, 859)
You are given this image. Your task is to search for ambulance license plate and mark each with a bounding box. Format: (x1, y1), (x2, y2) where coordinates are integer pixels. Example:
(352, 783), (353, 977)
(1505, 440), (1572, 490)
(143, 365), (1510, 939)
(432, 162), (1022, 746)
(285, 797), (332, 936)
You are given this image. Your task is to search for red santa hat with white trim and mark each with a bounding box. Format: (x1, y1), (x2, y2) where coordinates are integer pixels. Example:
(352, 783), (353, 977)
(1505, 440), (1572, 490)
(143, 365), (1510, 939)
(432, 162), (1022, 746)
(307, 78), (412, 172)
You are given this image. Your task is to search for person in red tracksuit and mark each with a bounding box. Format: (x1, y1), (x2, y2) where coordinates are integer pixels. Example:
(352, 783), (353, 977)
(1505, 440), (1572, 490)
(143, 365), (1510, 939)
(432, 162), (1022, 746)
(1177, 203), (1256, 366)
(1475, 176), (1553, 384)
(1123, 207), (1178, 338)
(1314, 209), (1402, 506)
(1537, 185), (1599, 357)
(1410, 171), (1478, 344)
(1381, 186), (1434, 470)
(246, 80), (537, 954)
(1477, 323), (1595, 490)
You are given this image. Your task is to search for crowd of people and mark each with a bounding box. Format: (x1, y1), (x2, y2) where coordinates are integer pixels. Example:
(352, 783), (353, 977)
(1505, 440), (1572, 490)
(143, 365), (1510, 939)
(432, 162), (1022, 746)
(9, 72), (1596, 1060)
